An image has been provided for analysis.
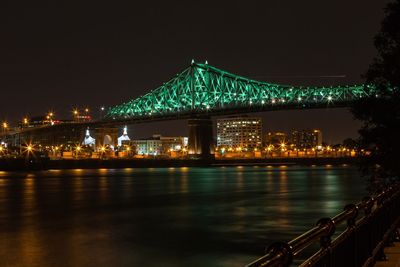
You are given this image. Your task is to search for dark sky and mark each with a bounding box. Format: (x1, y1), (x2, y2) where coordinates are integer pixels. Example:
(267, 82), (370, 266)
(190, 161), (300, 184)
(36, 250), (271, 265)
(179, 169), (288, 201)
(0, 0), (390, 143)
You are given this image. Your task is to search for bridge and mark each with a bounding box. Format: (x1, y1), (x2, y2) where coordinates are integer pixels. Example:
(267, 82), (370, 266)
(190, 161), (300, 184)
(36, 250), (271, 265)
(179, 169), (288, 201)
(105, 61), (376, 122)
(1, 62), (378, 158)
(104, 61), (376, 158)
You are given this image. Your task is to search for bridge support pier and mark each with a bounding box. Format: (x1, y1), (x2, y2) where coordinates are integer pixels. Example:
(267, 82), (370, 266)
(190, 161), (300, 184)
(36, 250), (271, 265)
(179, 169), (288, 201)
(188, 118), (214, 160)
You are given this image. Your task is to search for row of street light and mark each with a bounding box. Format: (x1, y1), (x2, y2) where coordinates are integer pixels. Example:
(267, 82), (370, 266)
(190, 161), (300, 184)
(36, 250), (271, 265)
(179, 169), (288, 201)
(1, 106), (107, 130)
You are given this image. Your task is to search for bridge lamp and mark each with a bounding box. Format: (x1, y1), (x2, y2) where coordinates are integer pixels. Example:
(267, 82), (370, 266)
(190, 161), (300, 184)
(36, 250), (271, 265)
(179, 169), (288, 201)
(2, 122), (8, 129)
(76, 146), (81, 152)
(100, 146), (106, 152)
(297, 97), (302, 101)
(327, 96), (333, 101)
(271, 99), (276, 104)
(23, 118), (29, 125)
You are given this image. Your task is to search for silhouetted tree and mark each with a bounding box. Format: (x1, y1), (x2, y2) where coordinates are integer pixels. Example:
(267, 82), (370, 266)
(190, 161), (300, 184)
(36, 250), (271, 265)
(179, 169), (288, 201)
(351, 0), (400, 188)
(342, 138), (358, 149)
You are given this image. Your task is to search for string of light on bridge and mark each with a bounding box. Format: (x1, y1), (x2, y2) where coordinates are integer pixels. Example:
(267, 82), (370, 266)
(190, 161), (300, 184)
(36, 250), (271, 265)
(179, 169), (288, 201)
(106, 61), (377, 120)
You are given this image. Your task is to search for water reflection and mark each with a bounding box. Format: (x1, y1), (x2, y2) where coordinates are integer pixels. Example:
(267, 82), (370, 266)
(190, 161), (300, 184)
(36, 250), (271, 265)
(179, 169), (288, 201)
(0, 166), (366, 267)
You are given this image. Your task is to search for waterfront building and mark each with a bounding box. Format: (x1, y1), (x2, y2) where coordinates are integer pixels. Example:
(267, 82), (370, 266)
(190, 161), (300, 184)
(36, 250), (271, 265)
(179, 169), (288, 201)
(264, 132), (287, 147)
(132, 135), (188, 156)
(82, 128), (95, 146)
(216, 116), (262, 149)
(117, 126), (131, 146)
(290, 129), (322, 149)
(160, 136), (188, 153)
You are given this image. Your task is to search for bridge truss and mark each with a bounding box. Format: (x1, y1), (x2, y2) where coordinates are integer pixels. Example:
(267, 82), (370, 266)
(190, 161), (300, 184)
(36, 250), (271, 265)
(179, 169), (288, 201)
(106, 62), (376, 121)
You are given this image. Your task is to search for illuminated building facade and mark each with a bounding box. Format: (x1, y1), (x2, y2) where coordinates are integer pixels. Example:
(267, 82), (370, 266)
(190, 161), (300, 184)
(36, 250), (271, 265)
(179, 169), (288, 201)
(264, 132), (287, 146)
(132, 135), (188, 156)
(290, 129), (322, 149)
(217, 117), (262, 149)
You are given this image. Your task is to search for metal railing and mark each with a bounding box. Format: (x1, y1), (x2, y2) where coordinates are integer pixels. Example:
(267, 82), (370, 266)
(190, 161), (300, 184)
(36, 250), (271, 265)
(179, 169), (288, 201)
(246, 184), (400, 267)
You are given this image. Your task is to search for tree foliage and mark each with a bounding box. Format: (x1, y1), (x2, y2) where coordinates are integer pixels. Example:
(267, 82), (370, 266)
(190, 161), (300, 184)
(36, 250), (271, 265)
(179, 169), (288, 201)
(351, 0), (400, 185)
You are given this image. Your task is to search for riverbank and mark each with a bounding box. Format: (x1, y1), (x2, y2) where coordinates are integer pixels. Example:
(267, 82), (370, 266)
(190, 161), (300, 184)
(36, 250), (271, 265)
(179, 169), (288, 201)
(0, 157), (359, 171)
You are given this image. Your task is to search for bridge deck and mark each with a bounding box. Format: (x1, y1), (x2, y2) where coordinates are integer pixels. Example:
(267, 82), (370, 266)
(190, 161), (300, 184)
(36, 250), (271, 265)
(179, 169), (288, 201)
(375, 236), (400, 267)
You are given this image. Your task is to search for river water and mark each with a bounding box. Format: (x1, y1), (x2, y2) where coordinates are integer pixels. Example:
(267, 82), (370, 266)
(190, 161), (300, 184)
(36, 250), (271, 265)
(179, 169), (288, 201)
(0, 165), (367, 267)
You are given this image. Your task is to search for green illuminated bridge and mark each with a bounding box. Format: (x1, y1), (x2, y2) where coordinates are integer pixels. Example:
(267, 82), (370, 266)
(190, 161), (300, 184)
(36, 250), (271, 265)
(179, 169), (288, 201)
(106, 62), (376, 122)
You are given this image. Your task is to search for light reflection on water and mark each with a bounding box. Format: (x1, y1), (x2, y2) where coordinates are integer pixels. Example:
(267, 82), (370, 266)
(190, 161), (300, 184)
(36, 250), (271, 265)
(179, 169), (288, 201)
(0, 166), (366, 267)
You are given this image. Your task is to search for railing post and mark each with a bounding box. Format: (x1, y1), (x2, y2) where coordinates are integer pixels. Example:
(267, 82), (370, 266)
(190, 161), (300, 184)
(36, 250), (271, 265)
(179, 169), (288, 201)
(362, 196), (373, 215)
(317, 218), (336, 248)
(344, 204), (358, 228)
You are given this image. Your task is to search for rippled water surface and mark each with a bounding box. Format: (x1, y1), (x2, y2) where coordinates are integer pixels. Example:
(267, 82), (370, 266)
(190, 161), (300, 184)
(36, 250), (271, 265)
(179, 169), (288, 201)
(0, 165), (367, 267)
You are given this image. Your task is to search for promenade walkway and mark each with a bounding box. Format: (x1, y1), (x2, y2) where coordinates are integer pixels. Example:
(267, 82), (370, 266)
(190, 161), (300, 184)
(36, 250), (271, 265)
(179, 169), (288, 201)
(375, 236), (400, 267)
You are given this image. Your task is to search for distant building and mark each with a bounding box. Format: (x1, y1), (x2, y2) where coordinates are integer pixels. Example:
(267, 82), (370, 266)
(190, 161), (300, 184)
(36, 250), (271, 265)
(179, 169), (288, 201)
(264, 132), (287, 146)
(82, 128), (95, 146)
(217, 116), (262, 149)
(290, 129), (322, 149)
(132, 135), (187, 156)
(117, 126), (130, 146)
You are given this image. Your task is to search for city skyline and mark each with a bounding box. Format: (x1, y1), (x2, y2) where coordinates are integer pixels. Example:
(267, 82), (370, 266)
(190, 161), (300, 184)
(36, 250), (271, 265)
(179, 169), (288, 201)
(0, 1), (390, 143)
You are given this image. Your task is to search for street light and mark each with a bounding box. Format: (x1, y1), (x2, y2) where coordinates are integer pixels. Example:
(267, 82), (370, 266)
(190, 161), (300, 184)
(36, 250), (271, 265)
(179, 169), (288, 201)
(73, 109), (79, 122)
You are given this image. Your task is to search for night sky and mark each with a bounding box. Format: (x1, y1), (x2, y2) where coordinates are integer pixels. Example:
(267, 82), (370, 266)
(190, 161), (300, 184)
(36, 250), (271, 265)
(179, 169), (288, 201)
(0, 0), (390, 143)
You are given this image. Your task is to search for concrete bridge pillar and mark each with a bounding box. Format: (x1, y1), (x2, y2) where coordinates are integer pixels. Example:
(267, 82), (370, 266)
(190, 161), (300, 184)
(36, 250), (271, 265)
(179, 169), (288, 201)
(188, 118), (214, 159)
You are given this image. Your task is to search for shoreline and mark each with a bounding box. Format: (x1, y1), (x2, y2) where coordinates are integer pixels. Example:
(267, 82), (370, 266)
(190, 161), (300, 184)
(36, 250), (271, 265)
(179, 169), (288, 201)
(0, 157), (359, 171)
